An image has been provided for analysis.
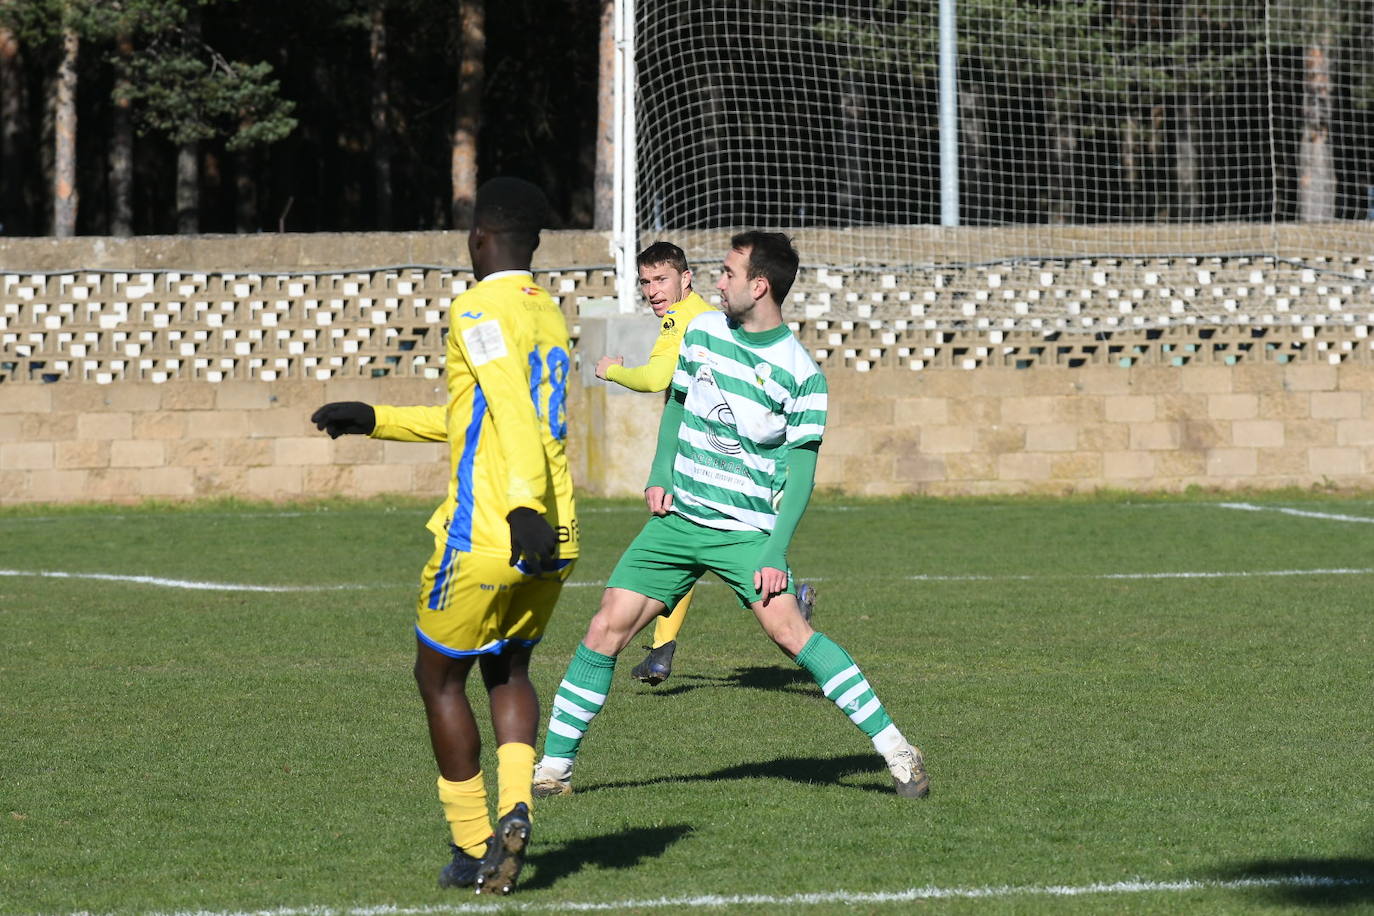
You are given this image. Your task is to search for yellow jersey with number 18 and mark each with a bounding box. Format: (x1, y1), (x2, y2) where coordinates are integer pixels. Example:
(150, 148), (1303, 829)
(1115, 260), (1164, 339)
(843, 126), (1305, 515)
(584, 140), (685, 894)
(369, 271), (579, 560)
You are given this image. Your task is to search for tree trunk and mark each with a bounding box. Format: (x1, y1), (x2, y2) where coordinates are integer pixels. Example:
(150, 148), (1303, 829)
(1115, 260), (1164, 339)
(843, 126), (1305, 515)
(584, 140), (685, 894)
(1121, 110), (1140, 220)
(1174, 93), (1200, 221)
(53, 25), (79, 237)
(177, 9), (203, 234)
(838, 70), (867, 224)
(451, 0), (483, 228)
(235, 143), (259, 232)
(177, 142), (200, 233)
(593, 0), (614, 230)
(957, 83), (987, 224)
(1298, 30), (1336, 221)
(371, 0), (393, 229)
(109, 31), (135, 237)
(1047, 98), (1075, 223)
(0, 26), (27, 235)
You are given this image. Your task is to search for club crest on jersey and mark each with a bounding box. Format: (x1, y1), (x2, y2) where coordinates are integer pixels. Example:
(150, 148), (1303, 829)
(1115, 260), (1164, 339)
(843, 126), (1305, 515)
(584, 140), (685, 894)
(662, 317), (675, 331)
(754, 363), (771, 386)
(704, 400), (742, 454)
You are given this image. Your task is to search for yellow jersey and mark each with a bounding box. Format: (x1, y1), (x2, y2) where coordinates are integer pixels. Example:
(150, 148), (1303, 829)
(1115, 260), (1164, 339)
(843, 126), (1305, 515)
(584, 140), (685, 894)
(604, 290), (715, 392)
(371, 271), (579, 560)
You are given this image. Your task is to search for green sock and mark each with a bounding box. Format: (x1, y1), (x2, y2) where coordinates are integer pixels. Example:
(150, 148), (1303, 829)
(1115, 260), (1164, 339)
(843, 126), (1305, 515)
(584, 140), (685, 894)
(542, 642), (616, 761)
(795, 632), (896, 742)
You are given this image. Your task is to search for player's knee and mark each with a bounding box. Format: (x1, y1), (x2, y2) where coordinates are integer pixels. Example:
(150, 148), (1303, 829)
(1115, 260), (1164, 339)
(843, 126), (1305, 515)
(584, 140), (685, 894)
(582, 610), (623, 655)
(761, 614), (812, 657)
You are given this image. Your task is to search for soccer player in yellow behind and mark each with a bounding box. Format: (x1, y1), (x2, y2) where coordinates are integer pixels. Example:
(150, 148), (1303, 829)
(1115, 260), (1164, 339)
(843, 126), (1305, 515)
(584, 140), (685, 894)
(593, 241), (813, 686)
(593, 241), (712, 685)
(311, 178), (576, 896)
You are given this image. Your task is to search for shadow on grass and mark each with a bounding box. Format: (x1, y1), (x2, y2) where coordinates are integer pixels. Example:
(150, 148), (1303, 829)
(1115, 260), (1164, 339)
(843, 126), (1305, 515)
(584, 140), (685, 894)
(634, 664), (815, 698)
(1211, 856), (1374, 907)
(523, 823), (693, 891)
(574, 752), (891, 796)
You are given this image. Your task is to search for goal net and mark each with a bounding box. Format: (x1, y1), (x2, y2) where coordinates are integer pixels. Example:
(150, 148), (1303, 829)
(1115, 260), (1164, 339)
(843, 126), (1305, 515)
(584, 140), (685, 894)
(631, 0), (1374, 274)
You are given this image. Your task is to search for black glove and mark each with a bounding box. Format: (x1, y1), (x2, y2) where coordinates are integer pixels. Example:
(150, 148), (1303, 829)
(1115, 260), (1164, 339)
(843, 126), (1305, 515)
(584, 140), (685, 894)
(507, 507), (558, 572)
(311, 402), (376, 439)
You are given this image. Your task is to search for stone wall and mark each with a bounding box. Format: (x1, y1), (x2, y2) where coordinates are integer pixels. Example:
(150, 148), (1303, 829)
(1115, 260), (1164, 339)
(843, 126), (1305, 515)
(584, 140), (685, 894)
(2, 228), (1372, 504)
(3, 348), (1370, 504)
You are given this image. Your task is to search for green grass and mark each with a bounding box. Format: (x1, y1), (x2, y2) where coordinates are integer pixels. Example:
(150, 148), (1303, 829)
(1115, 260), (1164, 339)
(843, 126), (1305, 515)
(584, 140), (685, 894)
(3, 493), (1374, 914)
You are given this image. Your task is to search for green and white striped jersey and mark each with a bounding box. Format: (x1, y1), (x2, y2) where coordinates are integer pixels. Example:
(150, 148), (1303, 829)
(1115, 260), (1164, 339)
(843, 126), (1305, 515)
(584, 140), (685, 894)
(667, 311), (827, 532)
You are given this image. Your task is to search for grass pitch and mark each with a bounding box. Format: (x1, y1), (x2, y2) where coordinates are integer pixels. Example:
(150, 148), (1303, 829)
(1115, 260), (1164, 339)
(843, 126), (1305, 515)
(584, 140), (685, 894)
(2, 492), (1373, 914)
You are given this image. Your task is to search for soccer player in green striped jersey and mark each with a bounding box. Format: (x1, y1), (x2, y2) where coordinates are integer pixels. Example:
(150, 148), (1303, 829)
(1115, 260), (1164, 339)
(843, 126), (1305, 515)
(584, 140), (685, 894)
(533, 231), (929, 800)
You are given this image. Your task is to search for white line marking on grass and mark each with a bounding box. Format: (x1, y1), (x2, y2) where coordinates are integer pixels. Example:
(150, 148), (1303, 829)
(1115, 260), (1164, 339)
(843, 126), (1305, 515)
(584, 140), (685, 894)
(907, 568), (1374, 583)
(1219, 502), (1374, 524)
(0, 569), (366, 592)
(0, 511), (434, 523)
(62, 874), (1371, 915)
(9, 565), (1370, 595)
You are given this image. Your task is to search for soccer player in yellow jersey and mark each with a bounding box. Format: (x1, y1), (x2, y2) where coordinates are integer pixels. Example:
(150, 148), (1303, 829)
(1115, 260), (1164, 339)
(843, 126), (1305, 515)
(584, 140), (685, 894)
(311, 178), (576, 896)
(593, 241), (813, 685)
(593, 241), (712, 685)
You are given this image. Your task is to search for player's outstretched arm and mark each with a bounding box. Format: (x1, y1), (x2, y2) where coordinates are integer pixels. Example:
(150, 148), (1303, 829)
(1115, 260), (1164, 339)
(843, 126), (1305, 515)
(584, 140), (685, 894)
(604, 348), (677, 393)
(311, 401), (375, 439)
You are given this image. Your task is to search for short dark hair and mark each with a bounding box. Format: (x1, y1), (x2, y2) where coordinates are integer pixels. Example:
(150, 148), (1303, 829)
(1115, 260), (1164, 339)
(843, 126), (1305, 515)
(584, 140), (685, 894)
(730, 230), (799, 304)
(636, 240), (689, 274)
(473, 178), (550, 248)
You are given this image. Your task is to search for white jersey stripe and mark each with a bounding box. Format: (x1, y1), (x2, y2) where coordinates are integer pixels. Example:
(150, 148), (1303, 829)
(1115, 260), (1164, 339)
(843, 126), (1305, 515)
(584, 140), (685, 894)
(675, 491), (779, 531)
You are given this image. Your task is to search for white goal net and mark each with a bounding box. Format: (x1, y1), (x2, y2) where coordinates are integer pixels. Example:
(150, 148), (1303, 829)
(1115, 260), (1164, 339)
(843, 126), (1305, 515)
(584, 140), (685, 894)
(631, 0), (1374, 273)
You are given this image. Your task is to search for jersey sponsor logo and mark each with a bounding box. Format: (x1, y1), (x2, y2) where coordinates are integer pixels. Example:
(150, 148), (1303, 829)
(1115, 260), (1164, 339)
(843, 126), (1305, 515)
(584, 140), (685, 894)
(463, 320), (508, 365)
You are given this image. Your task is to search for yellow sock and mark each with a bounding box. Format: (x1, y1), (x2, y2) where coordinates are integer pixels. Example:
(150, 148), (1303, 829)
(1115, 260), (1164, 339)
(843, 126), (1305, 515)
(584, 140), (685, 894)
(437, 773), (490, 857)
(652, 588), (693, 647)
(496, 742), (536, 819)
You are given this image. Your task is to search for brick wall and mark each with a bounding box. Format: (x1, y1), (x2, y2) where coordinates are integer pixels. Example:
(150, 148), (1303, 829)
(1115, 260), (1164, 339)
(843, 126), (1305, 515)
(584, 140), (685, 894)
(2, 360), (1370, 504)
(818, 363), (1373, 496)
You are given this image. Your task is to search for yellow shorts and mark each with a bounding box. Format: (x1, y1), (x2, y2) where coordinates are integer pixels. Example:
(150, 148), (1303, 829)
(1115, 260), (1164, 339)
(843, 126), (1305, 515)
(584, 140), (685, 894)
(415, 537), (575, 657)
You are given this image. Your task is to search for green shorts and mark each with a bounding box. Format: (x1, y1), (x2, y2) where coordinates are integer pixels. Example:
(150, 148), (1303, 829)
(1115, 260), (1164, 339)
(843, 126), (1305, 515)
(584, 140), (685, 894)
(606, 511), (795, 611)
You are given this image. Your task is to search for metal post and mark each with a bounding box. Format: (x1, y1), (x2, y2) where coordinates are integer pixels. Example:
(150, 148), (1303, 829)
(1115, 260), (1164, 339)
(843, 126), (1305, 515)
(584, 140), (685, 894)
(612, 0), (639, 312)
(938, 0), (959, 227)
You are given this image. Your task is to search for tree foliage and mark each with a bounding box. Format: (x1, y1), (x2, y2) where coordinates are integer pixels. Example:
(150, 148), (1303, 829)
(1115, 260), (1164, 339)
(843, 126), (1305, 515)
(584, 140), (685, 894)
(115, 37), (296, 149)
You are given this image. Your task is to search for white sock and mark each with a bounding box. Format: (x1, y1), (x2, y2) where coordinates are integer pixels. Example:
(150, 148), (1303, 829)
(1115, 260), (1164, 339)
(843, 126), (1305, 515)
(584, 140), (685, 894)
(536, 755), (574, 779)
(872, 723), (907, 759)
